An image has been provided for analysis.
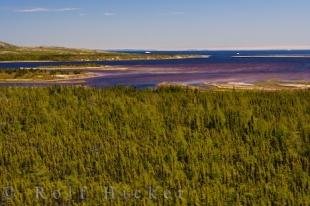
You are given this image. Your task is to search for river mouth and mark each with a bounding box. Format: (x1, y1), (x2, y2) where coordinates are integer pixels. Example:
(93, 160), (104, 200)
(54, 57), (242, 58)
(0, 52), (309, 88)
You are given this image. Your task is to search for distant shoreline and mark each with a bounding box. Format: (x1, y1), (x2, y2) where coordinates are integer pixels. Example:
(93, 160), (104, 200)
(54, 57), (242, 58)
(0, 55), (207, 64)
(233, 55), (310, 58)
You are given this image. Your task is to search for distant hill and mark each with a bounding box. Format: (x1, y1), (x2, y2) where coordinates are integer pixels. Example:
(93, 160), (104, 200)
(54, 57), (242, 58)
(0, 41), (94, 52)
(0, 41), (17, 49)
(0, 41), (190, 61)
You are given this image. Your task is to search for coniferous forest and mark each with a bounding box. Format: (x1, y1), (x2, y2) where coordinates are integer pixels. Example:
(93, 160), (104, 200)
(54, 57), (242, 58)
(0, 87), (309, 205)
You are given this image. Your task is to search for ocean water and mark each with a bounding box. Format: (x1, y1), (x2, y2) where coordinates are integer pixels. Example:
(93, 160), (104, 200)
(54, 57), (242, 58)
(0, 50), (310, 87)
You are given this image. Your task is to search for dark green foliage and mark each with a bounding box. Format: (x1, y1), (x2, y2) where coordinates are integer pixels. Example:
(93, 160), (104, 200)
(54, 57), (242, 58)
(0, 87), (309, 205)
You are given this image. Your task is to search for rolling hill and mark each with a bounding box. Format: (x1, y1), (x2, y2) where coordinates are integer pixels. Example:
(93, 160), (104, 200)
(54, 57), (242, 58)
(0, 41), (188, 61)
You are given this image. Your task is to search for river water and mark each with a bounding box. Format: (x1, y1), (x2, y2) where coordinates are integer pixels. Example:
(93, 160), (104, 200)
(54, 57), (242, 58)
(1, 50), (309, 87)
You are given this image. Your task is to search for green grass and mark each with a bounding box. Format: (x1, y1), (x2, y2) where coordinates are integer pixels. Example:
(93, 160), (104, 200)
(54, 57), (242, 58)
(0, 87), (309, 205)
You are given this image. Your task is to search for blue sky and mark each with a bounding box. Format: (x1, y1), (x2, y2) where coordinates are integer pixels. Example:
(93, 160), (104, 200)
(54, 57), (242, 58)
(0, 0), (310, 49)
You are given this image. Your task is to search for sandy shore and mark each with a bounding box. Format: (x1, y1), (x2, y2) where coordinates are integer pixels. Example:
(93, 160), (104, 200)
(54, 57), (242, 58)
(159, 81), (310, 91)
(0, 65), (130, 84)
(39, 66), (129, 71)
(0, 72), (103, 84)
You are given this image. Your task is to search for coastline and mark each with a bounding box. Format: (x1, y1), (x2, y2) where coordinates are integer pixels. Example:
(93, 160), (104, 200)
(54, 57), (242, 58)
(0, 71), (103, 84)
(39, 66), (129, 71)
(0, 55), (207, 64)
(158, 81), (310, 91)
(0, 55), (309, 89)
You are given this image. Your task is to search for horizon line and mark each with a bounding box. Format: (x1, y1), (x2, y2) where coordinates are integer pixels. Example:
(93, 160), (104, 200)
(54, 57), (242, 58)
(108, 47), (310, 52)
(3, 41), (310, 51)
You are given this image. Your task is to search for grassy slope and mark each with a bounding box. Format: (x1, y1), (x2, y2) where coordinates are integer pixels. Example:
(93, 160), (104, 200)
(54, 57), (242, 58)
(0, 87), (309, 205)
(0, 41), (187, 61)
(0, 69), (84, 81)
